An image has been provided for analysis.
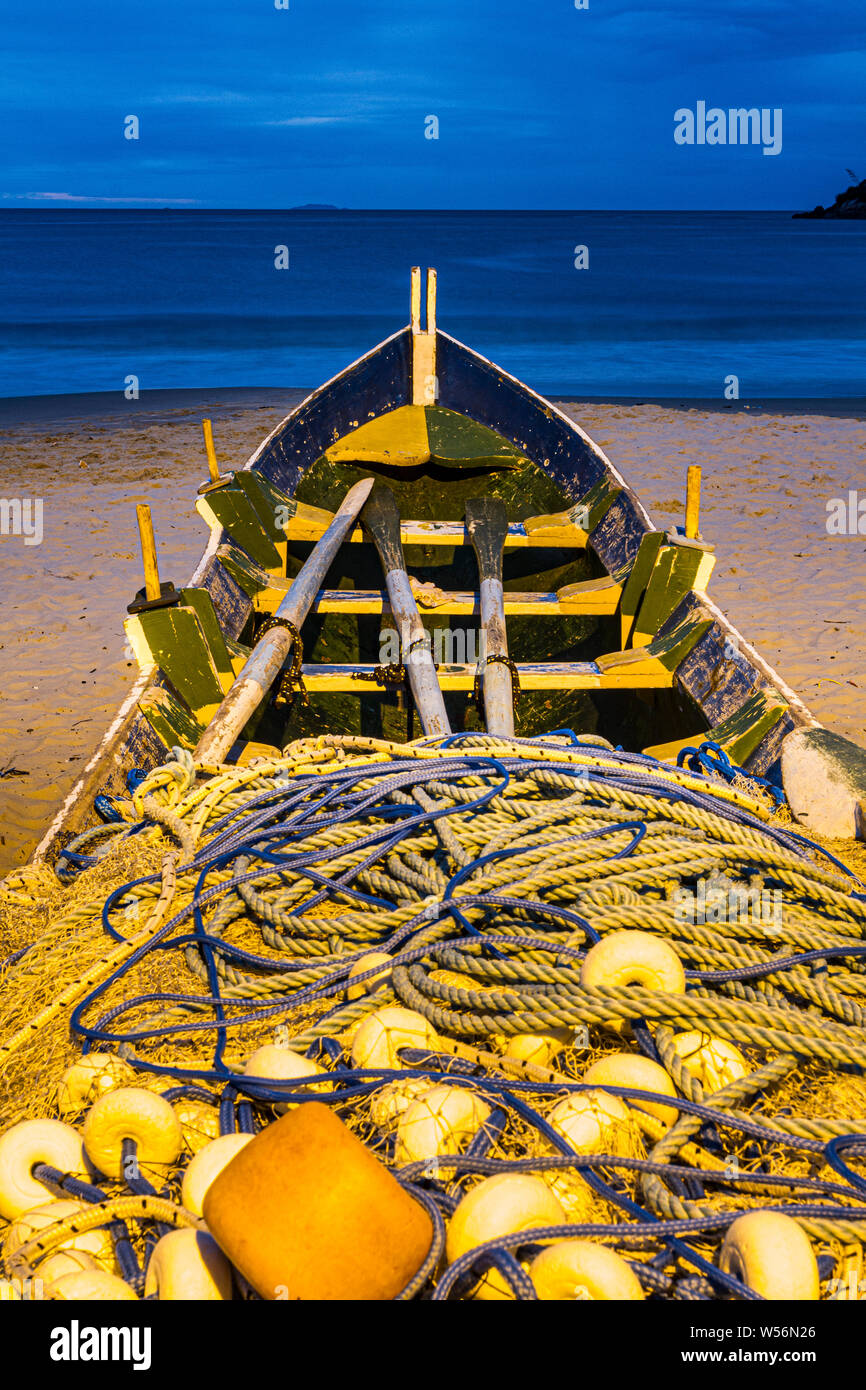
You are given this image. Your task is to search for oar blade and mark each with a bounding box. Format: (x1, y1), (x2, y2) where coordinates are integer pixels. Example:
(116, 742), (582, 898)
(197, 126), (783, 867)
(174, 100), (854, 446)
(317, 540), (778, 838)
(360, 482), (405, 573)
(465, 496), (508, 580)
(465, 495), (514, 737)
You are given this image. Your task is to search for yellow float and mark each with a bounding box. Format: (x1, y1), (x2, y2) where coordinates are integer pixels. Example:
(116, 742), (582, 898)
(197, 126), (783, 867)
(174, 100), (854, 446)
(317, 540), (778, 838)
(51, 1269), (138, 1301)
(203, 1103), (434, 1301)
(502, 1031), (572, 1067)
(351, 1006), (438, 1071)
(242, 1046), (330, 1110)
(4, 1198), (117, 1273)
(181, 1134), (253, 1217)
(582, 1053), (678, 1124)
(34, 1248), (98, 1287)
(446, 1174), (566, 1301)
(529, 1240), (645, 1300)
(346, 952), (393, 1000)
(82, 1088), (183, 1184)
(719, 1211), (820, 1300)
(581, 931), (685, 1035)
(0, 1119), (87, 1220)
(172, 1099), (221, 1155)
(670, 1030), (748, 1092)
(368, 1078), (432, 1130)
(547, 1091), (634, 1154)
(56, 1053), (137, 1119)
(394, 1085), (490, 1165)
(144, 1228), (233, 1301)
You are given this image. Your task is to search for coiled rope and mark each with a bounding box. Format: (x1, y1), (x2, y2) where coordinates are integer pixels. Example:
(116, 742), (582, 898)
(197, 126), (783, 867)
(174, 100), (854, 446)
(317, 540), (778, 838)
(4, 731), (866, 1299)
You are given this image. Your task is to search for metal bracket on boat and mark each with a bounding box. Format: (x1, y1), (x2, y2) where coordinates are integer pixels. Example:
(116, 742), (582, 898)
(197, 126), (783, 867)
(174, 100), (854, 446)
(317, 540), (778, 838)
(126, 581), (181, 615)
(473, 653), (521, 711)
(354, 663), (407, 689)
(256, 614), (308, 706)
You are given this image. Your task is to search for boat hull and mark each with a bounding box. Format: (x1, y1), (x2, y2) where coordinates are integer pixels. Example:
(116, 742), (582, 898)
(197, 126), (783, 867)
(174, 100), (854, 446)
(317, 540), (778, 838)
(31, 325), (817, 864)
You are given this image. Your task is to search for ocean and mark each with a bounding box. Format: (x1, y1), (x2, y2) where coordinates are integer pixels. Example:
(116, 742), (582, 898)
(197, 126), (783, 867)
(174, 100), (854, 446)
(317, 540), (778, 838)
(0, 210), (864, 401)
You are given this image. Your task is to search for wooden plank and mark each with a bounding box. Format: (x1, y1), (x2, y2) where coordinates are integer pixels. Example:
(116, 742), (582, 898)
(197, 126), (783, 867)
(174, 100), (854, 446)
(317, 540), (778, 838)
(179, 587), (236, 684)
(250, 583), (622, 618)
(521, 474), (619, 545)
(662, 592), (804, 778)
(233, 741), (284, 766)
(216, 543), (269, 599)
(135, 505), (161, 601)
(295, 661), (674, 693)
(643, 689), (788, 766)
(233, 470), (290, 542)
(139, 686), (207, 752)
(196, 487), (284, 570)
(410, 266), (422, 333)
(685, 466), (701, 539)
(124, 606), (225, 723)
(282, 516), (589, 548)
(631, 535), (716, 647)
(324, 406), (530, 471)
(597, 612), (712, 682)
(619, 531), (665, 646)
(426, 267), (437, 336)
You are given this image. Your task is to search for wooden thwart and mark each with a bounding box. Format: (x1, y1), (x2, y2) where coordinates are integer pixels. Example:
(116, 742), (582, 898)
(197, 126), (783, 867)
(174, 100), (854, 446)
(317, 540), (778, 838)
(281, 514), (591, 548)
(294, 660), (676, 693)
(251, 582), (624, 618)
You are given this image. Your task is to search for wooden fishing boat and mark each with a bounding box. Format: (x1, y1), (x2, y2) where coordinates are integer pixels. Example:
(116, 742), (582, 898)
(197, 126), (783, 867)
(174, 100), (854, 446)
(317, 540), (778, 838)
(32, 268), (862, 864)
(5, 270), (866, 1312)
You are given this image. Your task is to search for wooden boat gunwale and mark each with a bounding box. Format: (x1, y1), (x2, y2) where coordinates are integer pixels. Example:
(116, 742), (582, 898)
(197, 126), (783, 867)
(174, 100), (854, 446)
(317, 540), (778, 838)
(30, 310), (819, 866)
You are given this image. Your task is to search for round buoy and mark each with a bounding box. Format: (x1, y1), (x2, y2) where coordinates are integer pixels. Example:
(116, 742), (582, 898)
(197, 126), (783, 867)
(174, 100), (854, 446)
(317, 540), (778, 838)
(582, 1052), (678, 1124)
(670, 1030), (748, 1092)
(394, 1085), (490, 1164)
(581, 931), (685, 1034)
(0, 1120), (87, 1220)
(719, 1211), (819, 1300)
(529, 1240), (645, 1300)
(447, 1174), (566, 1301)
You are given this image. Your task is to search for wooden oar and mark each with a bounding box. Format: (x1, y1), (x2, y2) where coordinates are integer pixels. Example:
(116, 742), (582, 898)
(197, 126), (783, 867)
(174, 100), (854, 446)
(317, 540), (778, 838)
(194, 475), (375, 763)
(361, 485), (451, 738)
(466, 496), (514, 736)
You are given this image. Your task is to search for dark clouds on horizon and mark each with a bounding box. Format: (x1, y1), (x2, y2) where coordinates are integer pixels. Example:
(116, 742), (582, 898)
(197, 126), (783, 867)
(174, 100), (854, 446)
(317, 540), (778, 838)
(1, 0), (864, 209)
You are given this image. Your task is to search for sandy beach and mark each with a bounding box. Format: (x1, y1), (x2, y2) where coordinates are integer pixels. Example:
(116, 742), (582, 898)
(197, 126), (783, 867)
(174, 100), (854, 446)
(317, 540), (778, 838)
(0, 389), (863, 875)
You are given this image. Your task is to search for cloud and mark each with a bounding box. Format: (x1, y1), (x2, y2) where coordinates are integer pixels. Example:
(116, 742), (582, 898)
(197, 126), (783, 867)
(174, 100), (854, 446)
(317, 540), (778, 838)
(6, 191), (200, 205)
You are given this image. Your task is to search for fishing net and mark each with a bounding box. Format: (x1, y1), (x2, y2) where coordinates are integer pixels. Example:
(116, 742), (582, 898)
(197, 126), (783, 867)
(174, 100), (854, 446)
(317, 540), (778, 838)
(2, 731), (866, 1300)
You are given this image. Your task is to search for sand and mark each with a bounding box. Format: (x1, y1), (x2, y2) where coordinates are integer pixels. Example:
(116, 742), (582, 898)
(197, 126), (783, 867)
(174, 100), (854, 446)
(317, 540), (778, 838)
(0, 388), (863, 875)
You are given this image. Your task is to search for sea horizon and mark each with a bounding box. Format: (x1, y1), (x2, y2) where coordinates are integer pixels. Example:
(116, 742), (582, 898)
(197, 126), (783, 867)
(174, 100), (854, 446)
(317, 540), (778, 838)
(1, 209), (864, 401)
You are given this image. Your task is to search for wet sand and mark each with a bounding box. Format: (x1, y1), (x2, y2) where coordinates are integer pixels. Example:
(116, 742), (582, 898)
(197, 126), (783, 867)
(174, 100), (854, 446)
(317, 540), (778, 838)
(0, 389), (863, 874)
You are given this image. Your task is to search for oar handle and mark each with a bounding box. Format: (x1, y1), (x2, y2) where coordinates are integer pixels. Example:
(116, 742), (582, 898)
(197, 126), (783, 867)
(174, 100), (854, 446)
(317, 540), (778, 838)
(362, 484), (451, 738)
(194, 476), (375, 763)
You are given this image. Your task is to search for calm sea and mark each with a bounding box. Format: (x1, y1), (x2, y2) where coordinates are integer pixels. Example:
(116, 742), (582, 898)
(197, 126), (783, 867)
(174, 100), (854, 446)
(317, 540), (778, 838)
(0, 210), (863, 400)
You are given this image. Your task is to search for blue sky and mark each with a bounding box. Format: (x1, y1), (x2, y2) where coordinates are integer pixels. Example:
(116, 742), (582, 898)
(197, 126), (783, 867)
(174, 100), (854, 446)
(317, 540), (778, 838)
(1, 0), (864, 209)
